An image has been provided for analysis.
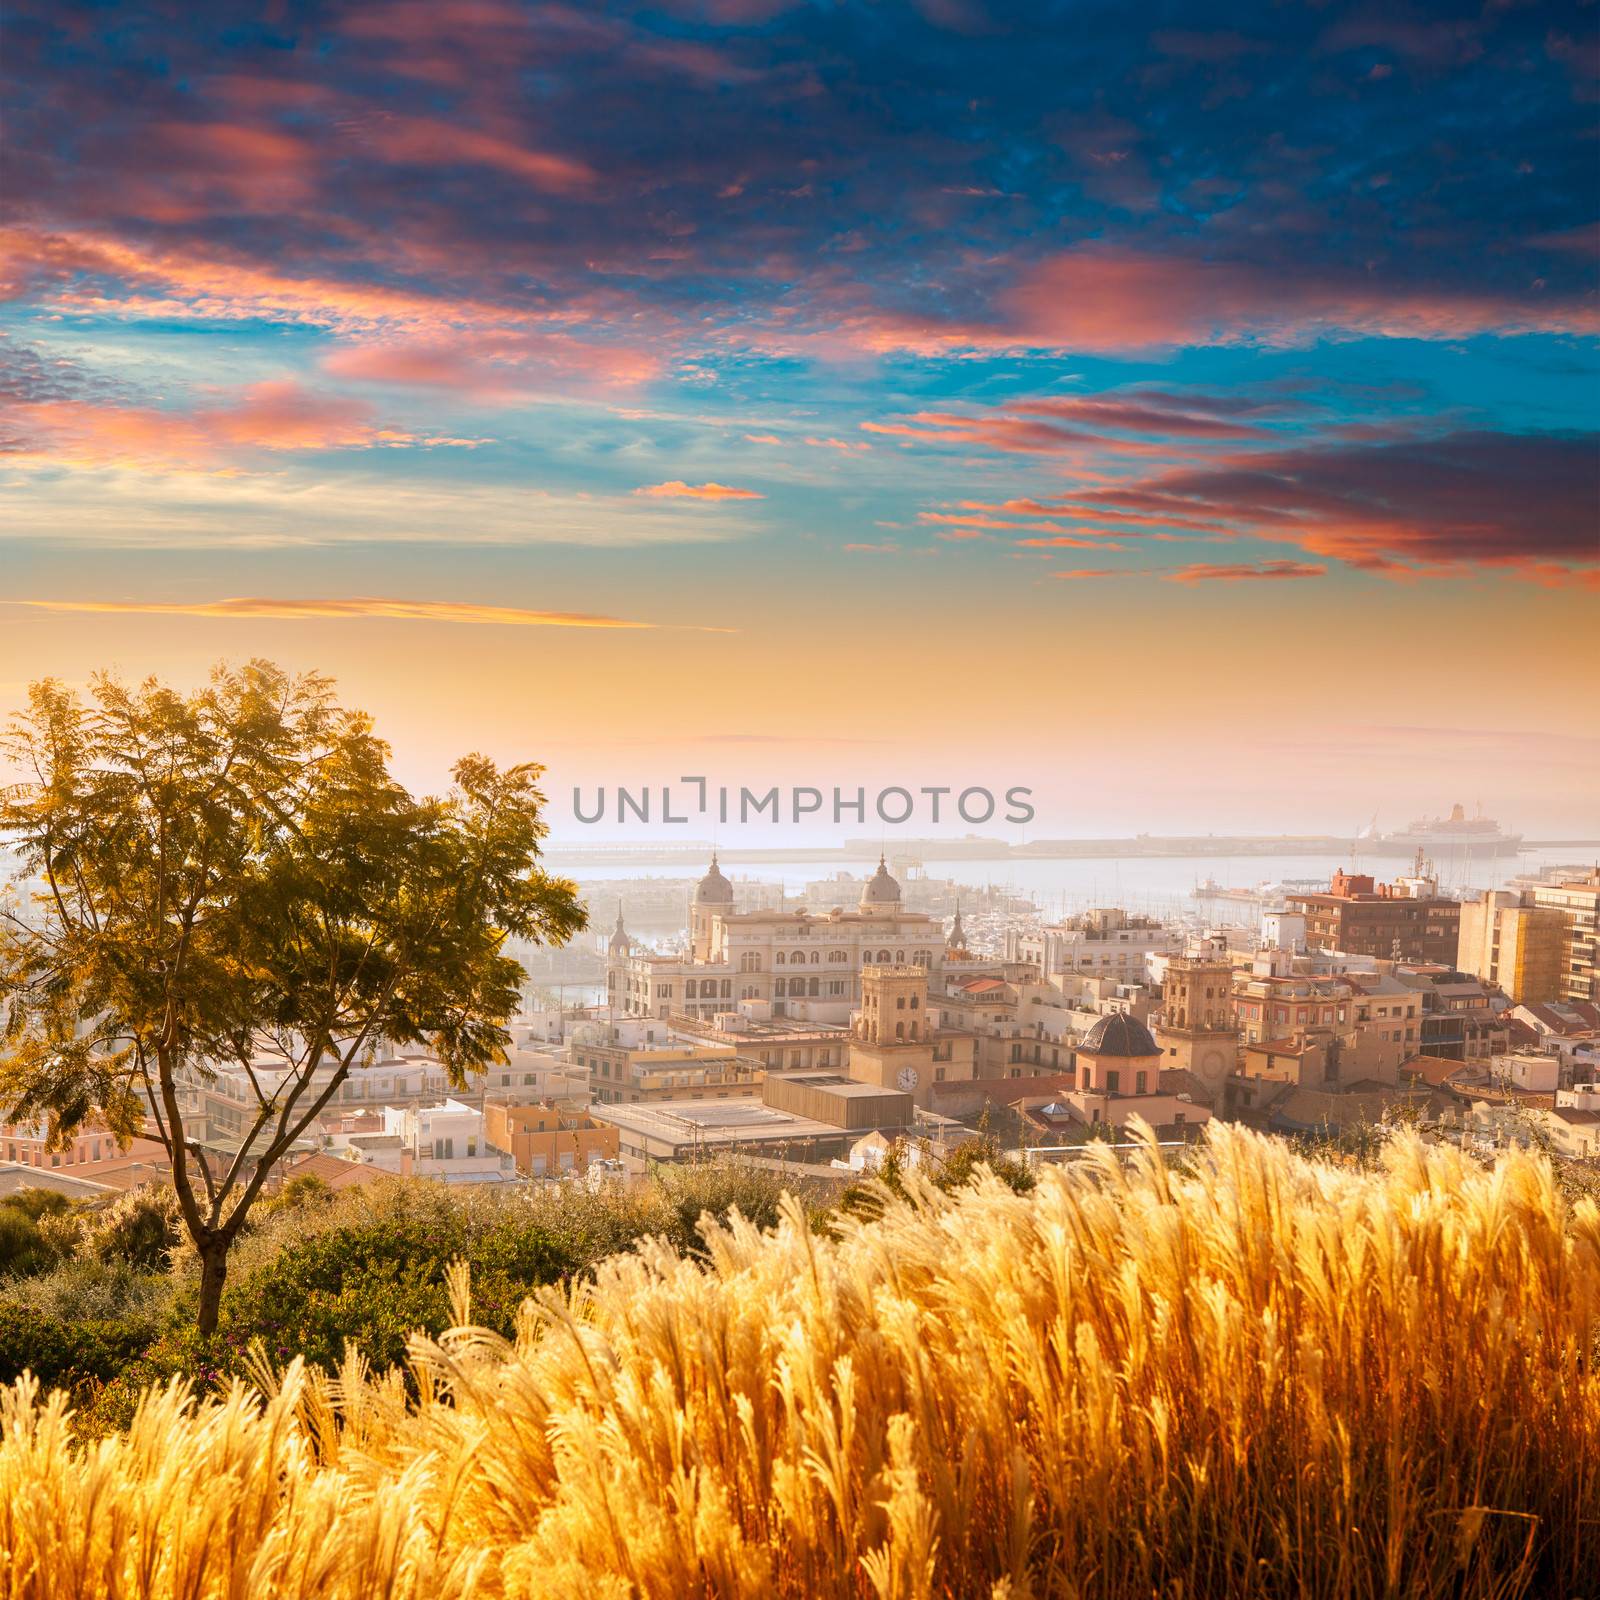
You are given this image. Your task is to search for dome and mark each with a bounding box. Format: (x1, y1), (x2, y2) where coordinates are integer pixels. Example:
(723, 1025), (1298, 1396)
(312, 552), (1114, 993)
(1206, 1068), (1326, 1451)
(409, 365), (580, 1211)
(1077, 1012), (1160, 1059)
(859, 855), (901, 907)
(694, 852), (735, 905)
(607, 903), (631, 955)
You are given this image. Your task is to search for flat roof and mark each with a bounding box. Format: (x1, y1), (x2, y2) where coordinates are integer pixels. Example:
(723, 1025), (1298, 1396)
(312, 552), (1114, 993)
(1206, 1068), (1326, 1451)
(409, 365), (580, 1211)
(589, 1099), (844, 1144)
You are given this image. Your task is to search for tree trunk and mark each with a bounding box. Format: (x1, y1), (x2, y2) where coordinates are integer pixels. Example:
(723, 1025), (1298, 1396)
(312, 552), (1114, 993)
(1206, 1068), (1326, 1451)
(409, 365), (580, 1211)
(197, 1240), (229, 1336)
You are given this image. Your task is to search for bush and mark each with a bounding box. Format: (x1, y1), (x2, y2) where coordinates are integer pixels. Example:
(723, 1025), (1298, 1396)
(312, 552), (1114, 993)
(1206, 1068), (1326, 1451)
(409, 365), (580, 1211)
(0, 1191), (71, 1276)
(0, 1301), (152, 1393)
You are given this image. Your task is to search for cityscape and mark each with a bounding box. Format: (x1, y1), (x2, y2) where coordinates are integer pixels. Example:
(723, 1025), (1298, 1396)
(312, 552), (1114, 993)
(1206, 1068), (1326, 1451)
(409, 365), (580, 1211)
(1, 0), (1596, 1595)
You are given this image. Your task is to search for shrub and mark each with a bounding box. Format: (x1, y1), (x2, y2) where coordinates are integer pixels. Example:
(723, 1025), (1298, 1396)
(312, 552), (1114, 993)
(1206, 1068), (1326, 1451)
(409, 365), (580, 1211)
(0, 1302), (152, 1393)
(0, 1191), (71, 1277)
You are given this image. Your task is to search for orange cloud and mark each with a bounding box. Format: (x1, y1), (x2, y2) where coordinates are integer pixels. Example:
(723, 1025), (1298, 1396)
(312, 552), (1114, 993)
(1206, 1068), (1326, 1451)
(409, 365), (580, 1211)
(743, 432), (782, 444)
(633, 480), (765, 500)
(1162, 561), (1328, 583)
(1015, 535), (1131, 551)
(16, 597), (735, 630)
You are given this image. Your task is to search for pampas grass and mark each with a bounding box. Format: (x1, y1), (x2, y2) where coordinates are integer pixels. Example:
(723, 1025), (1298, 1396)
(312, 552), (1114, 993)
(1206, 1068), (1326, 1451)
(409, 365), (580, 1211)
(2, 1124), (1596, 1599)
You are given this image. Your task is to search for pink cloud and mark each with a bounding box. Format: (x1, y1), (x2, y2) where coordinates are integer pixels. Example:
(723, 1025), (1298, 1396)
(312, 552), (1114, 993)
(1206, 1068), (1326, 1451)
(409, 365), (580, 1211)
(324, 331), (660, 396)
(633, 480), (765, 500)
(362, 116), (595, 192)
(6, 381), (477, 468)
(1006, 247), (1600, 351)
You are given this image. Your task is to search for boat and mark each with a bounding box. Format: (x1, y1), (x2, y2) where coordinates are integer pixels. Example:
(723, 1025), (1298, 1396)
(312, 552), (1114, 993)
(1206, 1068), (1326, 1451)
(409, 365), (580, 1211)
(1367, 803), (1522, 858)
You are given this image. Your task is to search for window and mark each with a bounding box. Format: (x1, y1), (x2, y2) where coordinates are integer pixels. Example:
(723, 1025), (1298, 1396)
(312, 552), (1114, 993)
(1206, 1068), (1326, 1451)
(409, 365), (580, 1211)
(1106, 1071), (1120, 1093)
(776, 951), (786, 965)
(1136, 1071), (1147, 1094)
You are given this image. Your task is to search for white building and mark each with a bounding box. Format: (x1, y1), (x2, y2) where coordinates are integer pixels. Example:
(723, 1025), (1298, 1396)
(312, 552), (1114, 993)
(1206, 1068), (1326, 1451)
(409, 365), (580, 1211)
(1005, 908), (1181, 983)
(610, 856), (947, 1026)
(381, 1100), (517, 1184)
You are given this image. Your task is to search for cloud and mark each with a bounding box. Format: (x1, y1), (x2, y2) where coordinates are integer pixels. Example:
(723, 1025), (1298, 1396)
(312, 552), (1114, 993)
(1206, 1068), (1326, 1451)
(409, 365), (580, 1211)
(1067, 430), (1600, 582)
(3, 381), (479, 468)
(1162, 560), (1328, 583)
(1049, 568), (1122, 580)
(804, 435), (871, 453)
(1005, 247), (1600, 352)
(324, 332), (661, 396)
(14, 597), (734, 631)
(1007, 395), (1267, 438)
(1014, 535), (1131, 551)
(633, 480), (765, 500)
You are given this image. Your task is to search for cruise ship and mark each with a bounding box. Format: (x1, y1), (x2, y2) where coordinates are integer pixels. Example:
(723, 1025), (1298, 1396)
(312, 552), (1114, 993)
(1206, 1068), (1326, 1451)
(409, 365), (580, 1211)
(1366, 803), (1523, 858)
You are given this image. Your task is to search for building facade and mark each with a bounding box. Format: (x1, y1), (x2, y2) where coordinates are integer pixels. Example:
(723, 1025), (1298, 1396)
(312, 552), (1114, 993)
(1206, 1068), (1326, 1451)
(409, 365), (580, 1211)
(1286, 869), (1460, 964)
(610, 855), (946, 1024)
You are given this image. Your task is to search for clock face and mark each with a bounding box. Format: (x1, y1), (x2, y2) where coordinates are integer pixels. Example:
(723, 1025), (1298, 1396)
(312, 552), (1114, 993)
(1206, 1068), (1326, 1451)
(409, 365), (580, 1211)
(897, 1066), (920, 1091)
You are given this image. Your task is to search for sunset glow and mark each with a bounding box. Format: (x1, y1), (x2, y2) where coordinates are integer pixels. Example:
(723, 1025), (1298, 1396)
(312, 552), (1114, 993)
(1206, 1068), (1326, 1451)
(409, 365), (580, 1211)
(2, 1), (1595, 837)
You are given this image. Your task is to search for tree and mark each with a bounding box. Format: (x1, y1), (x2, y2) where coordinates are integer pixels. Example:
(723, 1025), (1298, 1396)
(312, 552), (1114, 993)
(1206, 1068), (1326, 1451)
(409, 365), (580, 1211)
(0, 661), (585, 1333)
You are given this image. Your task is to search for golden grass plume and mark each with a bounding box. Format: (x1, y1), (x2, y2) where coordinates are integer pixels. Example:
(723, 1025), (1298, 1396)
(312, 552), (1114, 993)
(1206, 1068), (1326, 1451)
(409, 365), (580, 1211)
(1, 1123), (1596, 1598)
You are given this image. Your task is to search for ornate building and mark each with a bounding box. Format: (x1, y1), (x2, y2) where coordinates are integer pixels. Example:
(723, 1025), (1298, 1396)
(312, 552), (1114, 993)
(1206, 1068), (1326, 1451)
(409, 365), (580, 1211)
(1153, 948), (1239, 1101)
(609, 855), (945, 1024)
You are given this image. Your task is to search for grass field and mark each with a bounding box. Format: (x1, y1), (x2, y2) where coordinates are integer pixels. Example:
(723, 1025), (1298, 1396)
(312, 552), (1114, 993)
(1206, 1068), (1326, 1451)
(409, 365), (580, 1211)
(1, 1124), (1596, 1599)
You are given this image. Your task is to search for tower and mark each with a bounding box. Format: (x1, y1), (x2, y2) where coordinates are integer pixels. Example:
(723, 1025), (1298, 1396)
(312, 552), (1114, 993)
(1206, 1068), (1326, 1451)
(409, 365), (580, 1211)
(947, 903), (968, 954)
(848, 963), (936, 1104)
(604, 902), (631, 1013)
(1152, 952), (1238, 1100)
(690, 852), (735, 962)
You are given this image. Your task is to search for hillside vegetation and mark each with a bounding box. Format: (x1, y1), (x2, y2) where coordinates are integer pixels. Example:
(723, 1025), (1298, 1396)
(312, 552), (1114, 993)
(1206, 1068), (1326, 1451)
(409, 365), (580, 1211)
(1, 1125), (1596, 1600)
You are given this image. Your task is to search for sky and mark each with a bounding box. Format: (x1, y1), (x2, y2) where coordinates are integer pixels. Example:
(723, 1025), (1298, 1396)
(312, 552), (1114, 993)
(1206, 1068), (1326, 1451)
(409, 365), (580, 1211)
(2, 0), (1597, 842)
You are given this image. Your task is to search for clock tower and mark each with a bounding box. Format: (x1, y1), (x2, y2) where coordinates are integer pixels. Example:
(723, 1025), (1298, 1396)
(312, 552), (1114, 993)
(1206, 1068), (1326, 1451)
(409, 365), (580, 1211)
(848, 963), (937, 1106)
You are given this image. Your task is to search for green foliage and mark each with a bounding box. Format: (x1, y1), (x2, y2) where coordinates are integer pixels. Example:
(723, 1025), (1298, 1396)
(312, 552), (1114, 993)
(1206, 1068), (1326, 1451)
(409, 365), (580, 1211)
(0, 659), (586, 1332)
(0, 1192), (71, 1276)
(220, 1213), (577, 1373)
(0, 1301), (153, 1393)
(935, 1135), (1037, 1195)
(839, 1131), (1037, 1217)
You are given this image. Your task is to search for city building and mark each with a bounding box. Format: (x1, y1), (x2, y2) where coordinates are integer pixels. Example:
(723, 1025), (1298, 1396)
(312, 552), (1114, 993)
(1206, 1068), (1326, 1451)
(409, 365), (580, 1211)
(0, 1121), (168, 1192)
(1286, 868), (1460, 964)
(1503, 869), (1600, 1005)
(1456, 891), (1567, 1004)
(1060, 1012), (1212, 1133)
(1004, 907), (1180, 983)
(610, 855), (946, 1024)
(482, 1103), (620, 1178)
(848, 963), (951, 1108)
(1152, 948), (1239, 1101)
(383, 1100), (518, 1183)
(572, 1037), (765, 1105)
(1391, 967), (1508, 1062)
